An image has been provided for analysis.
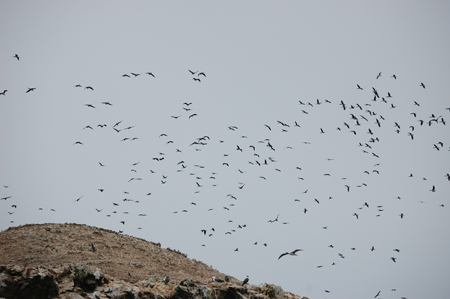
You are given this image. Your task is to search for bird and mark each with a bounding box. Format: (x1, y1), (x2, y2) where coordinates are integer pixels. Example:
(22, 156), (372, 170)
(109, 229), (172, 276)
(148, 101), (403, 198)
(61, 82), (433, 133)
(164, 276), (170, 285)
(224, 276), (230, 282)
(278, 249), (303, 259)
(26, 87), (36, 93)
(13, 54), (20, 60)
(357, 84), (363, 90)
(376, 72), (382, 79)
(84, 86), (94, 90)
(212, 276), (224, 283)
(91, 243), (96, 252)
(0, 90), (7, 95)
(242, 276), (249, 286)
(391, 257), (397, 263)
(420, 82), (426, 88)
(146, 72), (155, 77)
(374, 290), (381, 298)
(268, 214), (280, 223)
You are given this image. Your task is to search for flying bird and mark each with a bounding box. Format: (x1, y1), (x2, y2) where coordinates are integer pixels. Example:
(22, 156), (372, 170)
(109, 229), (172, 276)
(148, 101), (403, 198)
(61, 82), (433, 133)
(13, 54), (20, 60)
(278, 249), (303, 259)
(26, 87), (36, 93)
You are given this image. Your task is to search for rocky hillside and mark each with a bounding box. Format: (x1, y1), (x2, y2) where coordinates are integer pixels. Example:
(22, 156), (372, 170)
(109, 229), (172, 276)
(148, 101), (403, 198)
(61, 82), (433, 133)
(0, 223), (307, 299)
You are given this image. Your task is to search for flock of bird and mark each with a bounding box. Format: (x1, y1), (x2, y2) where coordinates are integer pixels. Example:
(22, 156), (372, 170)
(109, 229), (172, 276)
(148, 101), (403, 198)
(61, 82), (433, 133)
(1, 53), (449, 298)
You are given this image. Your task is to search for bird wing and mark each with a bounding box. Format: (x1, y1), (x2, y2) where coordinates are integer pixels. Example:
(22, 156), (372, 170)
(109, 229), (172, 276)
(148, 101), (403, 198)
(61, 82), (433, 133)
(278, 252), (288, 259)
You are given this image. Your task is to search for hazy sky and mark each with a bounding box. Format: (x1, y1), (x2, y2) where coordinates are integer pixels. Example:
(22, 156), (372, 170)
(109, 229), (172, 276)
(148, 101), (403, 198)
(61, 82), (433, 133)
(1, 1), (450, 298)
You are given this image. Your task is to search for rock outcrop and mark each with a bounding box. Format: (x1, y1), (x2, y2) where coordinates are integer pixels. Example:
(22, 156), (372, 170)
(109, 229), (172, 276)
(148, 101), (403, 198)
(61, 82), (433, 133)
(0, 224), (308, 299)
(0, 264), (306, 299)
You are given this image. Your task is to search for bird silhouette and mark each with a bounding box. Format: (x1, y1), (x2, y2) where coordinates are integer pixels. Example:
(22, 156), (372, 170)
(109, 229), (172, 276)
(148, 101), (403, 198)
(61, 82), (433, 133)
(278, 249), (303, 259)
(242, 276), (249, 286)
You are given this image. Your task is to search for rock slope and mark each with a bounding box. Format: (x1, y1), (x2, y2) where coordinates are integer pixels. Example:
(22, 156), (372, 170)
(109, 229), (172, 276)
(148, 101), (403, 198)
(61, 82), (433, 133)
(0, 223), (307, 299)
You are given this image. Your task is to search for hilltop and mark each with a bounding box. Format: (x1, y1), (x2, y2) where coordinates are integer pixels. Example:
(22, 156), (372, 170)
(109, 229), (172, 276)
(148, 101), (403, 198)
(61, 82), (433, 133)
(0, 223), (306, 299)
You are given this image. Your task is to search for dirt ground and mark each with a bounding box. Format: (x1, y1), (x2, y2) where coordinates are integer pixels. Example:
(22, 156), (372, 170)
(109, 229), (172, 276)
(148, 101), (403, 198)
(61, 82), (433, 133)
(0, 223), (239, 285)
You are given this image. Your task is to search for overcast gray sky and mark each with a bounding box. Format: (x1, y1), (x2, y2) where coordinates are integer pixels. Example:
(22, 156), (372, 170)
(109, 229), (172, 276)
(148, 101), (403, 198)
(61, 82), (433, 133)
(1, 1), (450, 298)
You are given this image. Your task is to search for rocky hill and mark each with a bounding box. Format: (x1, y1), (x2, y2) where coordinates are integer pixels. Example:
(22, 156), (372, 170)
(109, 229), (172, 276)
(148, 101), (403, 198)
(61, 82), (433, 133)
(0, 223), (307, 299)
